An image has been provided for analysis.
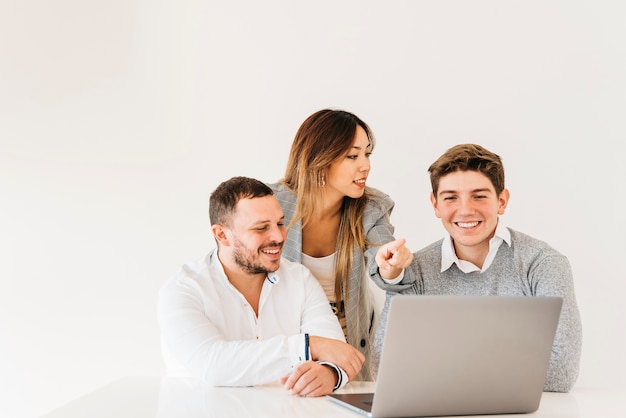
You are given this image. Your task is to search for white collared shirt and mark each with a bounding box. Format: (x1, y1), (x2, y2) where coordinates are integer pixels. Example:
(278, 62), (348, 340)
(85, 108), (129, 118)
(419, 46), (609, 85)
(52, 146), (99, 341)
(158, 248), (347, 388)
(441, 220), (512, 273)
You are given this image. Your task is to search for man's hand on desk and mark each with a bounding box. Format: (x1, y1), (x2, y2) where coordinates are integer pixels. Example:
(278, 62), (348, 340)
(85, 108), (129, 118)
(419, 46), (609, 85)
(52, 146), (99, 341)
(280, 361), (338, 397)
(308, 336), (365, 381)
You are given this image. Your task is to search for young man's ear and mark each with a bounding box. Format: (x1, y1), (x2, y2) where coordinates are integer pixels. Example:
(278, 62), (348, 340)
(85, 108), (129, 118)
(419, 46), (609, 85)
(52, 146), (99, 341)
(430, 192), (442, 218)
(497, 189), (510, 215)
(211, 224), (231, 246)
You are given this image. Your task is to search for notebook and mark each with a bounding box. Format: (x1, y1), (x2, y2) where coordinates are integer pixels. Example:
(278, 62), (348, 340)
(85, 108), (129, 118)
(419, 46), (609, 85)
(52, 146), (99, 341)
(327, 295), (562, 418)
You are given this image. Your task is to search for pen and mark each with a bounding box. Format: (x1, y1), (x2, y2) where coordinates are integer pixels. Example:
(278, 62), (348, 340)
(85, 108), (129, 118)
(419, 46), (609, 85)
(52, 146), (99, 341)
(304, 333), (310, 361)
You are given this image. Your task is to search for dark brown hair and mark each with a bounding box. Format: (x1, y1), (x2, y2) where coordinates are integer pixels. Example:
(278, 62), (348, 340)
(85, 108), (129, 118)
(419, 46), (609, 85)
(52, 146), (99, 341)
(209, 176), (274, 227)
(428, 144), (505, 196)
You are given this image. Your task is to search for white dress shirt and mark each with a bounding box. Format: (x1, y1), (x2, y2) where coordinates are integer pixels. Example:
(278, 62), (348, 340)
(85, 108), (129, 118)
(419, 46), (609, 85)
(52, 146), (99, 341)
(440, 219), (512, 273)
(158, 248), (348, 388)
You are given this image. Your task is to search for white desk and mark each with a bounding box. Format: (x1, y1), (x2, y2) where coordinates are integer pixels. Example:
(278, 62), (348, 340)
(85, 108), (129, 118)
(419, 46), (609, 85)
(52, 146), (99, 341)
(41, 377), (625, 418)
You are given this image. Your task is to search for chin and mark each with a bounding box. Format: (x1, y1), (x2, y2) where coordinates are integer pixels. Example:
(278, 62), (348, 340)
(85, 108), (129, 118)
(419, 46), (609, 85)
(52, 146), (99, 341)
(267, 262), (281, 272)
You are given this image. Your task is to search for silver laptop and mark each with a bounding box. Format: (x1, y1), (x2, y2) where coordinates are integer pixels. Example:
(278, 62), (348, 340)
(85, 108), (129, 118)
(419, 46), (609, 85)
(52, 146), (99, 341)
(328, 295), (562, 418)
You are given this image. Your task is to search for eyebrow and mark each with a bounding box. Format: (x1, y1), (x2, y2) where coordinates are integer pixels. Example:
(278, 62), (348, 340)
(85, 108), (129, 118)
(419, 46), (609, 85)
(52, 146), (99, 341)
(438, 188), (493, 195)
(352, 142), (372, 151)
(250, 216), (284, 227)
(250, 220), (271, 227)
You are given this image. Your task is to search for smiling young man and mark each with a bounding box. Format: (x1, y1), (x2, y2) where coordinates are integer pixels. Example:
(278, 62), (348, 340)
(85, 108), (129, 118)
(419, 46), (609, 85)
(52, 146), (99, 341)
(158, 176), (364, 397)
(372, 144), (582, 393)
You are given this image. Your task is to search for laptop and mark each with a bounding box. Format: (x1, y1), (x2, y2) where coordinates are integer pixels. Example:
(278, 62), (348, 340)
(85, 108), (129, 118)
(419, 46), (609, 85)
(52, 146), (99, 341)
(327, 295), (562, 417)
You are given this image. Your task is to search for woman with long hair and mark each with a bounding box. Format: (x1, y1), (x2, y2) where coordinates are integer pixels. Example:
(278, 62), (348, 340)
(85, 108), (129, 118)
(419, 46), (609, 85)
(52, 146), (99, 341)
(269, 109), (412, 380)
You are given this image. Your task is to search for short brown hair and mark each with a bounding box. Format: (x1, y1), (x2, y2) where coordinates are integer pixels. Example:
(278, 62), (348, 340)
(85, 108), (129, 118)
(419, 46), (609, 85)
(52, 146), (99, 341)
(209, 176), (274, 227)
(428, 144), (505, 196)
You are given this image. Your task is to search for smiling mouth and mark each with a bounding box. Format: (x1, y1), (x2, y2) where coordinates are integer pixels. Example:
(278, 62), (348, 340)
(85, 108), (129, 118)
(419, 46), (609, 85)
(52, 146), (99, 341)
(261, 248), (280, 255)
(354, 179), (366, 185)
(456, 221), (480, 229)
(261, 244), (282, 255)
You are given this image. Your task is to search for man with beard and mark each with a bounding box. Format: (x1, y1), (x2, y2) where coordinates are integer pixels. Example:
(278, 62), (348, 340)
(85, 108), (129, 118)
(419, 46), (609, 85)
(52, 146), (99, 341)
(158, 176), (364, 397)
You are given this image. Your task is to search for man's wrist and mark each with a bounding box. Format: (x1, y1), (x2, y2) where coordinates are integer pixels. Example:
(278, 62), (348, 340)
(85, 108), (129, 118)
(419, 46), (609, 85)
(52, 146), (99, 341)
(318, 361), (348, 391)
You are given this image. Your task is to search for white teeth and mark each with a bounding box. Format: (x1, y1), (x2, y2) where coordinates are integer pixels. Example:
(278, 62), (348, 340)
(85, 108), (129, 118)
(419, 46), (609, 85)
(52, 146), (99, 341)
(457, 221), (479, 228)
(354, 179), (365, 184)
(263, 249), (280, 254)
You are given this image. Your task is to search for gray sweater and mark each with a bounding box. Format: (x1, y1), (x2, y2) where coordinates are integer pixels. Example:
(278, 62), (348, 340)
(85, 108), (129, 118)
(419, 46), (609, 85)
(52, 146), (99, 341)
(373, 228), (582, 392)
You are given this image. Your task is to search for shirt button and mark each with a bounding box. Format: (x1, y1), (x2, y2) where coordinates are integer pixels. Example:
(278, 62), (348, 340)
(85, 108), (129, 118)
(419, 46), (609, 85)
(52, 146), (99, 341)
(360, 339), (366, 347)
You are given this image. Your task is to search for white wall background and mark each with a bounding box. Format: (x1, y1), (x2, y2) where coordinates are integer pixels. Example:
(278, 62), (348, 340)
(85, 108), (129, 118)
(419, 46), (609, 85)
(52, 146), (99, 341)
(1, 1), (624, 416)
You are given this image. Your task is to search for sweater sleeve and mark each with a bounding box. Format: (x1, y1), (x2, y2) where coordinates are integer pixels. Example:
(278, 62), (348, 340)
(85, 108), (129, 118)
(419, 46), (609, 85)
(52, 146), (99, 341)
(530, 254), (582, 392)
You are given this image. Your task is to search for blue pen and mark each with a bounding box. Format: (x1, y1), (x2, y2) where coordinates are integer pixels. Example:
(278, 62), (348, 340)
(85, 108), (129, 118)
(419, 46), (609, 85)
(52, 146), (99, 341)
(304, 333), (310, 361)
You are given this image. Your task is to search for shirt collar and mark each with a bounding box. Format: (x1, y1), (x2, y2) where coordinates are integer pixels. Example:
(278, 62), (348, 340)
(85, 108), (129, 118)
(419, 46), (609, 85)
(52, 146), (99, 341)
(440, 219), (511, 273)
(495, 220), (511, 246)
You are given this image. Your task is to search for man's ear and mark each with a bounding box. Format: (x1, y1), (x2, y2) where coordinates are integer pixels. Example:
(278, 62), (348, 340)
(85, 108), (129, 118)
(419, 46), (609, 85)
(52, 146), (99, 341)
(498, 188), (510, 215)
(211, 224), (231, 246)
(430, 192), (441, 218)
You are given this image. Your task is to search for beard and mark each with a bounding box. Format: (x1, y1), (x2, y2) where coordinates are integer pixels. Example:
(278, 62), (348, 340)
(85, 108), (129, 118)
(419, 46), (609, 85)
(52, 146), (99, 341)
(232, 237), (281, 275)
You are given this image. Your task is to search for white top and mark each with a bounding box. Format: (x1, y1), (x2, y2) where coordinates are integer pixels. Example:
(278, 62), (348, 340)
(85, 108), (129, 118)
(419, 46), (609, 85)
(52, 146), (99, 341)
(301, 252), (336, 302)
(158, 248), (347, 388)
(301, 252), (348, 338)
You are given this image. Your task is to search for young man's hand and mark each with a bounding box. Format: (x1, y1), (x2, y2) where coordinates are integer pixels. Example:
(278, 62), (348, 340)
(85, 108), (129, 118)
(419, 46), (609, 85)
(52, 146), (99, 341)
(375, 238), (413, 280)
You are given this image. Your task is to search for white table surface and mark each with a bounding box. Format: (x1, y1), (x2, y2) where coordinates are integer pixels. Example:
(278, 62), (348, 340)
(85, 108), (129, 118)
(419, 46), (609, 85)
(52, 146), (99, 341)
(41, 376), (625, 418)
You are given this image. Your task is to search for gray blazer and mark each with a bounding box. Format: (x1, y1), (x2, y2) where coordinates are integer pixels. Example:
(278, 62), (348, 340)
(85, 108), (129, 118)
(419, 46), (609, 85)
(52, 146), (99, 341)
(269, 182), (411, 380)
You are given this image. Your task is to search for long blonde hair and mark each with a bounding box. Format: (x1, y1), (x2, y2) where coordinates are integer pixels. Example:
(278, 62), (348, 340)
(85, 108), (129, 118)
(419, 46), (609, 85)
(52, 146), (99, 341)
(281, 109), (376, 304)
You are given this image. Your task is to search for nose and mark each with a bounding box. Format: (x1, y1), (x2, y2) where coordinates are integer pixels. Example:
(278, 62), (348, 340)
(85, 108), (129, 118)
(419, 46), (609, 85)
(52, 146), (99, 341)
(270, 223), (287, 243)
(360, 155), (371, 172)
(458, 197), (475, 215)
